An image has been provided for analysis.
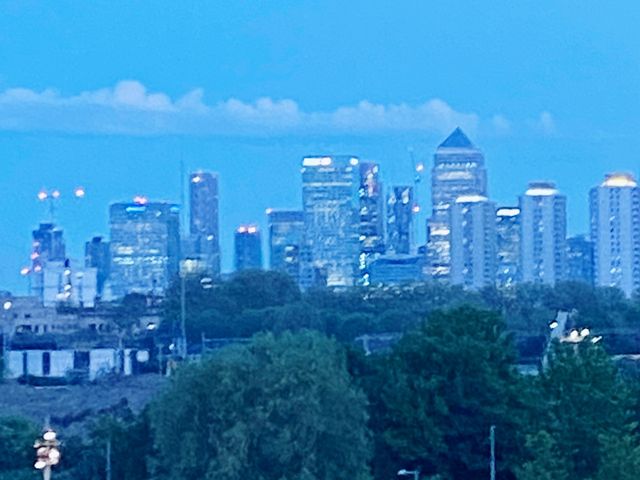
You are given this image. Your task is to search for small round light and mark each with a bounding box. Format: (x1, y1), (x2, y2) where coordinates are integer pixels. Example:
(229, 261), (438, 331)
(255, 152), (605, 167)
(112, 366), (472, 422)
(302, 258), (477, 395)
(43, 430), (57, 441)
(3, 301), (12, 311)
(74, 187), (86, 198)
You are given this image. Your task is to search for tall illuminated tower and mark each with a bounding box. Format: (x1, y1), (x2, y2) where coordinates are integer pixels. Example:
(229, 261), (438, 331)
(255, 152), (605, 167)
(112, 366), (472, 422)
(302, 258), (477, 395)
(427, 128), (487, 280)
(109, 200), (181, 297)
(590, 173), (640, 296)
(519, 182), (567, 285)
(189, 171), (221, 276)
(301, 155), (360, 287)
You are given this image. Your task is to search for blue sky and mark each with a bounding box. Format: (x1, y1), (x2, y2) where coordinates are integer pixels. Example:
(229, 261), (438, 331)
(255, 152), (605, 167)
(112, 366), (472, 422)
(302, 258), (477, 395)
(1, 1), (639, 292)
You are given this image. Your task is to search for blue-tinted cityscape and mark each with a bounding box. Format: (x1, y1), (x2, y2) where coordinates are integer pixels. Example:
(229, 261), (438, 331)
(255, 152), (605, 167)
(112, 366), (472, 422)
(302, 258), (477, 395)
(3, 3), (640, 479)
(11, 127), (639, 303)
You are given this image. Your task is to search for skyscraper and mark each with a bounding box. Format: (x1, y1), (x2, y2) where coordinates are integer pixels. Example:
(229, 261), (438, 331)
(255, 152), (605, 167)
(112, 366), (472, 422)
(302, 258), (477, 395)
(189, 171), (221, 277)
(450, 195), (497, 289)
(85, 236), (111, 296)
(387, 186), (414, 255)
(358, 162), (385, 284)
(590, 173), (640, 296)
(109, 200), (181, 297)
(496, 207), (521, 288)
(427, 128), (488, 279)
(301, 156), (360, 287)
(30, 223), (66, 299)
(520, 182), (567, 285)
(267, 209), (304, 283)
(566, 235), (594, 286)
(234, 225), (262, 271)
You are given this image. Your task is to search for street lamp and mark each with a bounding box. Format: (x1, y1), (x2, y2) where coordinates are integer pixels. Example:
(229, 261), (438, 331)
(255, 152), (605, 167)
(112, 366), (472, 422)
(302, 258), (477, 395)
(398, 468), (420, 480)
(34, 428), (60, 480)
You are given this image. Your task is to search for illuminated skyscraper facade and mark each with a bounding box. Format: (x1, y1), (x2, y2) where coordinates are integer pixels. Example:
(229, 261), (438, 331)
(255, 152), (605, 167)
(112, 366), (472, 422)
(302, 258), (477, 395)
(450, 195), (497, 289)
(520, 182), (567, 285)
(234, 225), (263, 271)
(109, 201), (181, 297)
(387, 186), (414, 255)
(358, 162), (385, 284)
(267, 210), (304, 283)
(496, 207), (521, 287)
(30, 223), (66, 299)
(427, 128), (487, 279)
(301, 155), (360, 287)
(590, 173), (640, 296)
(189, 171), (221, 276)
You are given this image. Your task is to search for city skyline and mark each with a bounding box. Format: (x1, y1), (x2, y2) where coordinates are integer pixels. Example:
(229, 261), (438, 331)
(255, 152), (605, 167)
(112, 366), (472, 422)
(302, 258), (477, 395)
(2, 2), (640, 292)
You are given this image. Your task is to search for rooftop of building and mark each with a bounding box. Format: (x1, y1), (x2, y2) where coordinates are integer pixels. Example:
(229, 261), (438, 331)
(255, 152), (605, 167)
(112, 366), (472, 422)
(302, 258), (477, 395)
(437, 127), (476, 149)
(601, 172), (637, 188)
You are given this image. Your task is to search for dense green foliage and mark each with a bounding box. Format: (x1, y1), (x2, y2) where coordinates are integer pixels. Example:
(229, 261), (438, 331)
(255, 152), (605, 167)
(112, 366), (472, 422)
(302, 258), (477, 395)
(151, 331), (372, 480)
(4, 276), (640, 479)
(162, 272), (640, 348)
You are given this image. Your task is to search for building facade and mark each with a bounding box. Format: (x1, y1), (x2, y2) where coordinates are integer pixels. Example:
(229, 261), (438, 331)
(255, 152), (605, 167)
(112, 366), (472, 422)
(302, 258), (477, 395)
(358, 162), (385, 285)
(566, 235), (594, 286)
(189, 171), (221, 277)
(109, 201), (181, 297)
(30, 223), (67, 299)
(301, 156), (360, 287)
(427, 128), (488, 280)
(450, 195), (497, 289)
(234, 225), (263, 271)
(387, 186), (414, 255)
(519, 182), (567, 285)
(590, 173), (640, 296)
(85, 236), (110, 296)
(496, 207), (521, 288)
(267, 210), (304, 283)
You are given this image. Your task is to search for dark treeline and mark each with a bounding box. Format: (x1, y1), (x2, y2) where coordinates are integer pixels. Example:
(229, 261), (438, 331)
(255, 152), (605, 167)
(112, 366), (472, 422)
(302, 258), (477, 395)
(161, 270), (640, 351)
(3, 272), (640, 479)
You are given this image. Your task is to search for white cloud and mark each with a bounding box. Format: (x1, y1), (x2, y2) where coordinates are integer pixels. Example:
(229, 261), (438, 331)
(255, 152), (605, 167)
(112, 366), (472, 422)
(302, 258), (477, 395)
(0, 80), (508, 137)
(529, 110), (556, 136)
(491, 114), (511, 135)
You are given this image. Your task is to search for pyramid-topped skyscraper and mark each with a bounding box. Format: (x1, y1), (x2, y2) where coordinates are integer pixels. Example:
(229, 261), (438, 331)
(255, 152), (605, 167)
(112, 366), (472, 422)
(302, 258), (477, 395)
(427, 127), (488, 279)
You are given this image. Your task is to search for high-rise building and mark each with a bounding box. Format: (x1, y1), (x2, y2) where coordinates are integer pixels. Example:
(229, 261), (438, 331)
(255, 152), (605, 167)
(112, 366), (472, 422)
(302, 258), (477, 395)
(189, 171), (221, 277)
(85, 236), (110, 296)
(590, 173), (640, 296)
(301, 156), (360, 287)
(427, 128), (488, 280)
(109, 200), (181, 298)
(566, 234), (594, 286)
(358, 162), (385, 285)
(234, 225), (262, 271)
(520, 182), (567, 285)
(496, 207), (521, 288)
(450, 195), (497, 289)
(387, 186), (414, 255)
(30, 223), (66, 299)
(267, 209), (304, 283)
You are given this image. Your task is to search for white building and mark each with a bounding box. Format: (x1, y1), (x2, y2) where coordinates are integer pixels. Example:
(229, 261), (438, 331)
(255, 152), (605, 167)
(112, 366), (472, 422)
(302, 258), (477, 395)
(520, 182), (567, 285)
(590, 173), (640, 297)
(42, 261), (98, 308)
(450, 195), (497, 289)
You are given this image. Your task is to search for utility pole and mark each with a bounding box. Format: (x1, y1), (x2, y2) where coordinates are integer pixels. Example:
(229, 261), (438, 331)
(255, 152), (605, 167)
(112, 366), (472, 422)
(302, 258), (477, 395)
(490, 425), (496, 480)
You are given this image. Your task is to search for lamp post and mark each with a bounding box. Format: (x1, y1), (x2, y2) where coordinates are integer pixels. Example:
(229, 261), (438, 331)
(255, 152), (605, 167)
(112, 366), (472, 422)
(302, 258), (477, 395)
(398, 468), (420, 480)
(34, 427), (60, 480)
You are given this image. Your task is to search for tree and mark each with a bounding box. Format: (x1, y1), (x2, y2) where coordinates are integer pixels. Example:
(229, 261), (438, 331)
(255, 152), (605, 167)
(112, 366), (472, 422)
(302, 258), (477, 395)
(150, 331), (372, 480)
(520, 341), (639, 479)
(0, 416), (40, 479)
(376, 306), (530, 479)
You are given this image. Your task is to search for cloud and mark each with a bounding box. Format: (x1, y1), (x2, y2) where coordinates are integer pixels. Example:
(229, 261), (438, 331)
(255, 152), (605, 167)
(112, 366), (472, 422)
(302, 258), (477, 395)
(528, 110), (556, 136)
(0, 80), (511, 137)
(491, 114), (511, 135)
